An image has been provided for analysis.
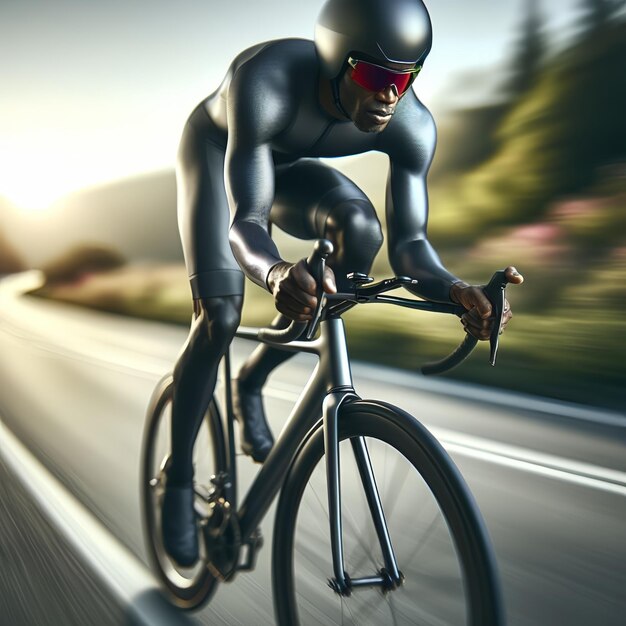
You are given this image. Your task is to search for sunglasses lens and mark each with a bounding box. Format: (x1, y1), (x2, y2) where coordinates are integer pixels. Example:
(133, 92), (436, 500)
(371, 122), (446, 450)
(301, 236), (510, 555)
(350, 61), (415, 95)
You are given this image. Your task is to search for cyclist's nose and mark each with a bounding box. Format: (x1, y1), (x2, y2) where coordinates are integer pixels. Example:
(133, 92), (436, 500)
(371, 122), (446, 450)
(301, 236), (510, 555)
(376, 84), (399, 104)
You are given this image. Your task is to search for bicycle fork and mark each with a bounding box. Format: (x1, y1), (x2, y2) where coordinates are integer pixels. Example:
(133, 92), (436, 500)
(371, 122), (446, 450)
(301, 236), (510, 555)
(323, 391), (404, 596)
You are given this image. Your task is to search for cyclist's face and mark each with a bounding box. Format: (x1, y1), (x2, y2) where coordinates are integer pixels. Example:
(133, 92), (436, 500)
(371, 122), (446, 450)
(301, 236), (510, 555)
(340, 60), (415, 133)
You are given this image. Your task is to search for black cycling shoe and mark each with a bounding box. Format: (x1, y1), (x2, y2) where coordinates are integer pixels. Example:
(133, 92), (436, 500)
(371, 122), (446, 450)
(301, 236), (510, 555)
(232, 379), (274, 463)
(161, 481), (199, 568)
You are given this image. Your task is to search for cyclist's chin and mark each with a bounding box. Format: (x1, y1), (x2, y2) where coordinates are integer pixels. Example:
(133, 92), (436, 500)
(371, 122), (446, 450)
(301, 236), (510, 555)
(353, 119), (389, 133)
(352, 112), (392, 133)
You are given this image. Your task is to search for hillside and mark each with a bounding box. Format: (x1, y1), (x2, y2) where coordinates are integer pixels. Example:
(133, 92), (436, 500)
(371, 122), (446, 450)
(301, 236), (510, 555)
(1, 171), (182, 268)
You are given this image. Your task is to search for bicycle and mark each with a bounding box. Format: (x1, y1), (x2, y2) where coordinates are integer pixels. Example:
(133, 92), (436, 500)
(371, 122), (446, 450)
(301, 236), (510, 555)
(141, 239), (510, 625)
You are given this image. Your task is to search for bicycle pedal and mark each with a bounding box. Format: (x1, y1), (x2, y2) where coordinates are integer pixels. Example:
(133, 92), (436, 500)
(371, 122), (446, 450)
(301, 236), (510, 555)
(237, 528), (264, 572)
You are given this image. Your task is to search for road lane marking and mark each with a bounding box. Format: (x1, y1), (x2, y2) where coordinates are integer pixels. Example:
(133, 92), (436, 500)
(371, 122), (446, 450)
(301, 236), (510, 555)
(443, 442), (626, 496)
(0, 419), (193, 626)
(433, 428), (626, 496)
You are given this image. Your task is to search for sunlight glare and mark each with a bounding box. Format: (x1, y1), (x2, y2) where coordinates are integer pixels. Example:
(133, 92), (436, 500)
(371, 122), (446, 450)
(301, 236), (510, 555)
(0, 137), (86, 213)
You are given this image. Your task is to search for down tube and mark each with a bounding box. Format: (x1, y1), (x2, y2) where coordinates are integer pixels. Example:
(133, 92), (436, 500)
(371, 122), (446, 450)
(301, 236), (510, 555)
(238, 364), (326, 542)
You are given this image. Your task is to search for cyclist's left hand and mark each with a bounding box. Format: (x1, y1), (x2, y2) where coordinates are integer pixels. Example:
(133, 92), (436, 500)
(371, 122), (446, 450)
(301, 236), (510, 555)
(449, 266), (523, 341)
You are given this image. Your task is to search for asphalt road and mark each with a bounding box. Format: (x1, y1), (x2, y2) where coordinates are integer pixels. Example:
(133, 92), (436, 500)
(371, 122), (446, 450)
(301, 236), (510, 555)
(0, 272), (625, 625)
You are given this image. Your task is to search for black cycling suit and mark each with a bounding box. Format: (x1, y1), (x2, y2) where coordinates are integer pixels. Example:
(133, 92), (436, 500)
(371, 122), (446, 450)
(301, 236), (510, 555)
(179, 38), (458, 299)
(168, 38), (460, 485)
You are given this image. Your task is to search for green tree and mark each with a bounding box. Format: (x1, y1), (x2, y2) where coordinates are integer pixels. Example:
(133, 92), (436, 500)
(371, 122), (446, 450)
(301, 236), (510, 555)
(576, 0), (626, 32)
(507, 0), (546, 98)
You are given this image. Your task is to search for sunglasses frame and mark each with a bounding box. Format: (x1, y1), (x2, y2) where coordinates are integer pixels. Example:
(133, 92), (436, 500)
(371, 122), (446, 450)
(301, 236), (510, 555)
(347, 56), (422, 95)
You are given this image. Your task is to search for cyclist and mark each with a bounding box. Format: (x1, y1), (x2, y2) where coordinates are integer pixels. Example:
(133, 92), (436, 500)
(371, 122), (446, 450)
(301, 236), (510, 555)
(163, 0), (523, 567)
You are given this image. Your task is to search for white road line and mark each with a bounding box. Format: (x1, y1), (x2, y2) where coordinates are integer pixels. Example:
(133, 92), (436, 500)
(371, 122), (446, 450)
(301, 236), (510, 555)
(0, 419), (192, 626)
(444, 443), (626, 496)
(431, 427), (626, 495)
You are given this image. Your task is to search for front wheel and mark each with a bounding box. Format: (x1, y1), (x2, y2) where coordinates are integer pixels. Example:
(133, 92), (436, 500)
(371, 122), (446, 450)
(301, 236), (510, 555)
(272, 400), (505, 626)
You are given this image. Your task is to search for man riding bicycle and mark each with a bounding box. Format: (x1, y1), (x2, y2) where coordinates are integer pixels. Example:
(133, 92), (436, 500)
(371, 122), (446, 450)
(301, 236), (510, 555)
(163, 0), (523, 567)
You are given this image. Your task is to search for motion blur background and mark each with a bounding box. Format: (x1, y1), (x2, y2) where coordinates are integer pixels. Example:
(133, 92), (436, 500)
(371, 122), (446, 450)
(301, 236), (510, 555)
(1, 0), (625, 410)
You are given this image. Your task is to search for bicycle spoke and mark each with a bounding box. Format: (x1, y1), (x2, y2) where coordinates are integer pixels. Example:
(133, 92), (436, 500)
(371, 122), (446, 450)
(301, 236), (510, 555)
(274, 404), (502, 626)
(284, 432), (468, 626)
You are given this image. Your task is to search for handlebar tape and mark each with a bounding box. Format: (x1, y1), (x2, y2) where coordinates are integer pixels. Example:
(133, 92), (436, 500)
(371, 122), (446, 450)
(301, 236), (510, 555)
(420, 334), (478, 376)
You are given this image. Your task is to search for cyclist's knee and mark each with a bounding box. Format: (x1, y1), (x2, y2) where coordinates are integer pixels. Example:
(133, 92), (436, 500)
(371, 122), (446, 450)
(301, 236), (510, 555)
(326, 200), (383, 285)
(195, 295), (242, 354)
(331, 200), (383, 252)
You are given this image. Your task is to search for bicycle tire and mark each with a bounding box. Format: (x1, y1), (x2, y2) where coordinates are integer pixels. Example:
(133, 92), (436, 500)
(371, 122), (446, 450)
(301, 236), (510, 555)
(272, 399), (505, 626)
(141, 374), (227, 610)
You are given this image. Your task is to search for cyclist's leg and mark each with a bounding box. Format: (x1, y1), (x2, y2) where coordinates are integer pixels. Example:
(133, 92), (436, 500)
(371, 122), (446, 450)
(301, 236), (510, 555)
(169, 297), (242, 486)
(164, 102), (244, 567)
(272, 157), (383, 288)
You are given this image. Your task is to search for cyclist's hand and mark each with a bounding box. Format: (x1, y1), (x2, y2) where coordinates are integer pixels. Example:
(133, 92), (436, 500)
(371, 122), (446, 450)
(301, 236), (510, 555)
(450, 266), (523, 340)
(267, 259), (337, 321)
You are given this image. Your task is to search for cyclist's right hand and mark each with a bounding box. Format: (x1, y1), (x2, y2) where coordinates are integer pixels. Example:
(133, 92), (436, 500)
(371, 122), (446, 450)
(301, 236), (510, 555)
(267, 259), (337, 321)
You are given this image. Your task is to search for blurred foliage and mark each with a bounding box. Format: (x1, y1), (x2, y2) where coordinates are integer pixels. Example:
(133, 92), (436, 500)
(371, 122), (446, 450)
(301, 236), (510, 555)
(424, 9), (626, 409)
(430, 16), (626, 242)
(430, 104), (510, 180)
(38, 244), (126, 285)
(506, 0), (546, 99)
(576, 0), (626, 30)
(32, 262), (193, 324)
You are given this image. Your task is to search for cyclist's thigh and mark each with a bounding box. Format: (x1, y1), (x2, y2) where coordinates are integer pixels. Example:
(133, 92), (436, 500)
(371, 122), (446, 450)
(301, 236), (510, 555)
(272, 159), (382, 289)
(177, 103), (244, 300)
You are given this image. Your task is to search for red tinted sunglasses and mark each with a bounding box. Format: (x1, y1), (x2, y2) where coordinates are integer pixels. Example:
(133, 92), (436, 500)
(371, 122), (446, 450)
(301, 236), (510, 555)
(348, 56), (422, 95)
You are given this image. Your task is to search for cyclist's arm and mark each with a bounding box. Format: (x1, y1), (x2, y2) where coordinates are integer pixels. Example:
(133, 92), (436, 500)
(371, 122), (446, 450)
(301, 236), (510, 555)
(226, 62), (289, 291)
(382, 96), (523, 335)
(382, 96), (461, 303)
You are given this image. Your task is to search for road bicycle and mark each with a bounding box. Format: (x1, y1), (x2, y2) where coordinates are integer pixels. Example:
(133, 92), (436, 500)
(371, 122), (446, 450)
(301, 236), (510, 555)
(141, 239), (509, 625)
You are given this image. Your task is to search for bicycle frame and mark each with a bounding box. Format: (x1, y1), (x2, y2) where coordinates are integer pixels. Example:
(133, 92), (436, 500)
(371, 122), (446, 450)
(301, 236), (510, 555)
(218, 315), (402, 592)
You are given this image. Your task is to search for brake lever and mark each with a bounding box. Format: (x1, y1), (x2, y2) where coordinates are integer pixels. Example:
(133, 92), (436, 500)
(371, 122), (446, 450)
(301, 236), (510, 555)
(482, 270), (510, 366)
(305, 240), (334, 340)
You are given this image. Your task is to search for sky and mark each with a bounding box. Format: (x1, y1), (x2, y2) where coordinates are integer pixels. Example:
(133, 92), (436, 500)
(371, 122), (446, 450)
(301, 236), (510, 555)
(0, 0), (581, 212)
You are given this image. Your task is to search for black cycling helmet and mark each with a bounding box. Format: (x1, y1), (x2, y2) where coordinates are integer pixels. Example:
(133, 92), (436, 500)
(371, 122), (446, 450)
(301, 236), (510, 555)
(315, 0), (433, 80)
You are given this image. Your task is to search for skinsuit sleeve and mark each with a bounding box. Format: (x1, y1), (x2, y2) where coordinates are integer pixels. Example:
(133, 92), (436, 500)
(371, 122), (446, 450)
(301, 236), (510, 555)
(382, 93), (461, 303)
(226, 57), (291, 291)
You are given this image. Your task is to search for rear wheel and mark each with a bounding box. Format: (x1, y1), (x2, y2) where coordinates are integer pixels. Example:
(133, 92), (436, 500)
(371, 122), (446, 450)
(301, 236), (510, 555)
(141, 374), (227, 610)
(272, 400), (504, 625)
